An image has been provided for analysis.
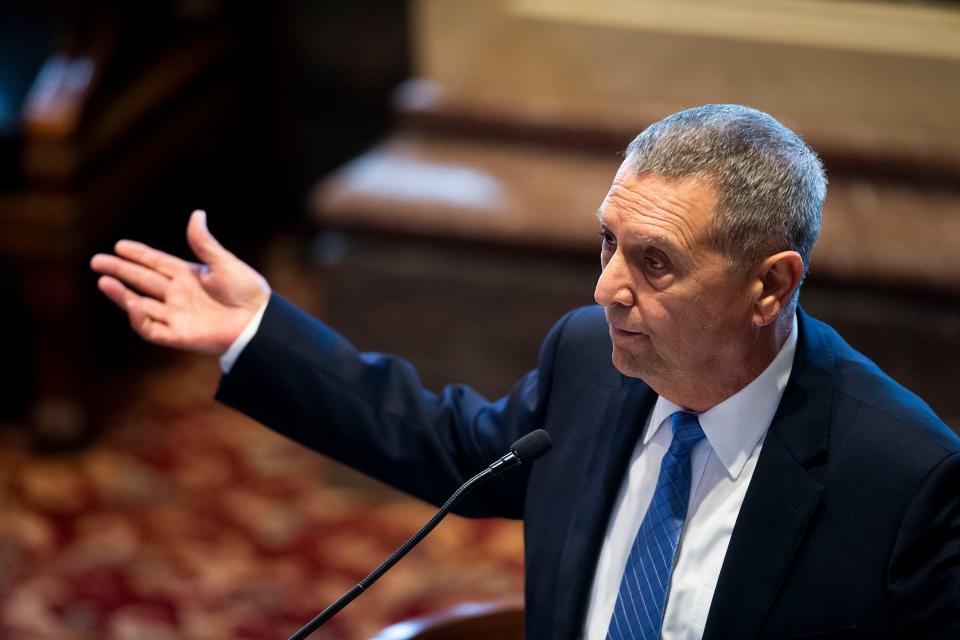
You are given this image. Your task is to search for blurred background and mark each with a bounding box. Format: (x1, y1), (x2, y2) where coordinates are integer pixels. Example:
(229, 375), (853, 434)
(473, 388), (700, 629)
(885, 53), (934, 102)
(0, 0), (958, 638)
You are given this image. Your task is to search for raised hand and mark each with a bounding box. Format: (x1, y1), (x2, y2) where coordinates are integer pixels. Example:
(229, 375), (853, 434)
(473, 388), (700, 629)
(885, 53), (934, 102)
(90, 210), (271, 354)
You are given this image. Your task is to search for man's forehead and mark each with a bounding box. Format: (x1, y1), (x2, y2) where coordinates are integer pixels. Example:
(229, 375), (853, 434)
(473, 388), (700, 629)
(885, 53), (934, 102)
(611, 164), (715, 194)
(596, 172), (719, 254)
(598, 170), (716, 222)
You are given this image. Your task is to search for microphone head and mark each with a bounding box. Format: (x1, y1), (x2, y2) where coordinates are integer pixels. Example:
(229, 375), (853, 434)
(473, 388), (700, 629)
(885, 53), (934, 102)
(510, 429), (553, 462)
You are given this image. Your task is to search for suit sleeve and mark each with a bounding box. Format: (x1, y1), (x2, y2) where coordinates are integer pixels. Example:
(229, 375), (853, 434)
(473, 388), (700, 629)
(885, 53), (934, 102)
(215, 293), (570, 519)
(888, 450), (960, 638)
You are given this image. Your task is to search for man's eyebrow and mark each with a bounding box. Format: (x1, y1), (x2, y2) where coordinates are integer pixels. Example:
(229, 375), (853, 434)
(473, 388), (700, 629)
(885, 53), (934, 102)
(634, 234), (673, 249)
(618, 231), (678, 255)
(594, 210), (674, 248)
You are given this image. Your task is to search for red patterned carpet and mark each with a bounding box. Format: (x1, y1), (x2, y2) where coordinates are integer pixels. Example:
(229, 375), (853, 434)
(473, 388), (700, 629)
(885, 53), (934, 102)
(0, 356), (524, 640)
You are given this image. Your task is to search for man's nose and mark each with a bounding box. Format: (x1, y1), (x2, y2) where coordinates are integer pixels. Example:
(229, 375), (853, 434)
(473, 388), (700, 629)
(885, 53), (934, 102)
(594, 253), (634, 307)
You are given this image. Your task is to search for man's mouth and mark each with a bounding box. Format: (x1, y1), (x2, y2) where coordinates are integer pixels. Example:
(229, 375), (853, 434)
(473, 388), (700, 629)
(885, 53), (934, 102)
(609, 324), (645, 338)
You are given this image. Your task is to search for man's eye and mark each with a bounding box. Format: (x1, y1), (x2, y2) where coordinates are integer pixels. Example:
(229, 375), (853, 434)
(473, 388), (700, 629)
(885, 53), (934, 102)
(645, 256), (667, 272)
(599, 231), (616, 249)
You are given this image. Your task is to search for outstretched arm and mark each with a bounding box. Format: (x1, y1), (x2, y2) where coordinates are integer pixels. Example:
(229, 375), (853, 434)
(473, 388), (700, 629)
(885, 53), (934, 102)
(90, 210), (270, 354)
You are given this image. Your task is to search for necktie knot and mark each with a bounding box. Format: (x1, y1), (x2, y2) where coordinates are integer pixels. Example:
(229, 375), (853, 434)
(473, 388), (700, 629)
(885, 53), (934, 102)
(669, 411), (706, 458)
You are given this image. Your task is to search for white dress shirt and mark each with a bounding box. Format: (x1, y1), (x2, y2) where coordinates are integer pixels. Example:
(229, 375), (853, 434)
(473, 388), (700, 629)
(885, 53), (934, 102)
(582, 315), (798, 640)
(219, 301), (268, 374)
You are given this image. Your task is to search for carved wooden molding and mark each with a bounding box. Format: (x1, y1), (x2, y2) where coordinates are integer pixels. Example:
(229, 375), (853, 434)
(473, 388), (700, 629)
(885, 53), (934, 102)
(511, 0), (960, 60)
(413, 0), (960, 172)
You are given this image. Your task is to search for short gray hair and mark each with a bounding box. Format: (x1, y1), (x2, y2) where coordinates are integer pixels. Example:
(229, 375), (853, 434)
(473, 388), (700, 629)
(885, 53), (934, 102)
(625, 104), (826, 277)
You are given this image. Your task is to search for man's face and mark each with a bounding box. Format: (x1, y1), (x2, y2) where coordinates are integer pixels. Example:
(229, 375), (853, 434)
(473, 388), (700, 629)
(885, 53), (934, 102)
(594, 162), (757, 388)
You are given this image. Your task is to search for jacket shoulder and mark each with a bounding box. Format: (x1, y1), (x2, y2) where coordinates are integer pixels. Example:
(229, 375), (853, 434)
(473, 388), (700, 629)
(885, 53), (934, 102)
(802, 311), (960, 460)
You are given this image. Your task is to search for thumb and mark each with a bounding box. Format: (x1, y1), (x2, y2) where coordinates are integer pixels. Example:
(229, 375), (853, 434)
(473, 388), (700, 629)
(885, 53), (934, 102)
(186, 209), (230, 265)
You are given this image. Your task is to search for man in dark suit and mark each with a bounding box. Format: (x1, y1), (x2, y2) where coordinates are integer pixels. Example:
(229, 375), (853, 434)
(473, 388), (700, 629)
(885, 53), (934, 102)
(92, 105), (960, 638)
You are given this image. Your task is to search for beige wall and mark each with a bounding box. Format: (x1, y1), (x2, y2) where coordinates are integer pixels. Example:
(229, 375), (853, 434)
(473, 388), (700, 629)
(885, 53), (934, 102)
(413, 0), (960, 166)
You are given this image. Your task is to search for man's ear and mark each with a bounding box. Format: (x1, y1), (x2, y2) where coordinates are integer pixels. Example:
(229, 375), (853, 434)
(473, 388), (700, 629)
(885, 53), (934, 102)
(751, 251), (805, 326)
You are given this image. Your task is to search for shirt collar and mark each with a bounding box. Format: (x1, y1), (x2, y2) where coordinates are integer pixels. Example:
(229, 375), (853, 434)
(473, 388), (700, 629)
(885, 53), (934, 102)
(642, 313), (799, 479)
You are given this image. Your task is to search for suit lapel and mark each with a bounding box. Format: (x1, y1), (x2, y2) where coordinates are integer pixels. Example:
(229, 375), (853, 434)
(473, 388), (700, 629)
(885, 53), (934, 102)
(703, 309), (835, 639)
(551, 379), (656, 639)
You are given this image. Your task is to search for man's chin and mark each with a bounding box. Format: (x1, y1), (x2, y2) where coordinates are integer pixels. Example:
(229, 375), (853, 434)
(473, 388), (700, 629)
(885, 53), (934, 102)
(610, 347), (656, 380)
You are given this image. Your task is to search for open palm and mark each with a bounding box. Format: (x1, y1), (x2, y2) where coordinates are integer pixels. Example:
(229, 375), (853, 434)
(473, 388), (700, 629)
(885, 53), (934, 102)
(90, 210), (271, 354)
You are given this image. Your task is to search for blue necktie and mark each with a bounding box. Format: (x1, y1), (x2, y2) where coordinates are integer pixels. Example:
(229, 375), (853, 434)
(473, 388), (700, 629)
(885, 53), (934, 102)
(606, 411), (706, 640)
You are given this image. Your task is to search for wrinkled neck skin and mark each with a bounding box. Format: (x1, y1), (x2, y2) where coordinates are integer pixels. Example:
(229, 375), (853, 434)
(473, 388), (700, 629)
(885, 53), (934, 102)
(646, 312), (794, 413)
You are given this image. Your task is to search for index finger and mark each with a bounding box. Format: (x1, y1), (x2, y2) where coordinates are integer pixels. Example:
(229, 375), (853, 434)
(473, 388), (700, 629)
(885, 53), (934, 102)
(114, 240), (192, 278)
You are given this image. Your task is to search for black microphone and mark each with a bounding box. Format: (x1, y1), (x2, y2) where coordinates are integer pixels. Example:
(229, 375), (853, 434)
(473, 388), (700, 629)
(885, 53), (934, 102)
(287, 429), (554, 640)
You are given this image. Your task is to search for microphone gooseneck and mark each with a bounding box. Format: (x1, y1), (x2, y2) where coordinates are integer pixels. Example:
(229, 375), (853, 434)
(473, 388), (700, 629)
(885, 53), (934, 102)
(287, 429), (553, 640)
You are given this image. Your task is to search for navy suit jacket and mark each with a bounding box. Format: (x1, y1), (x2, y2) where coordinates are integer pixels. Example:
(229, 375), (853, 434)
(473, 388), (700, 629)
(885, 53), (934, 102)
(216, 295), (960, 639)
